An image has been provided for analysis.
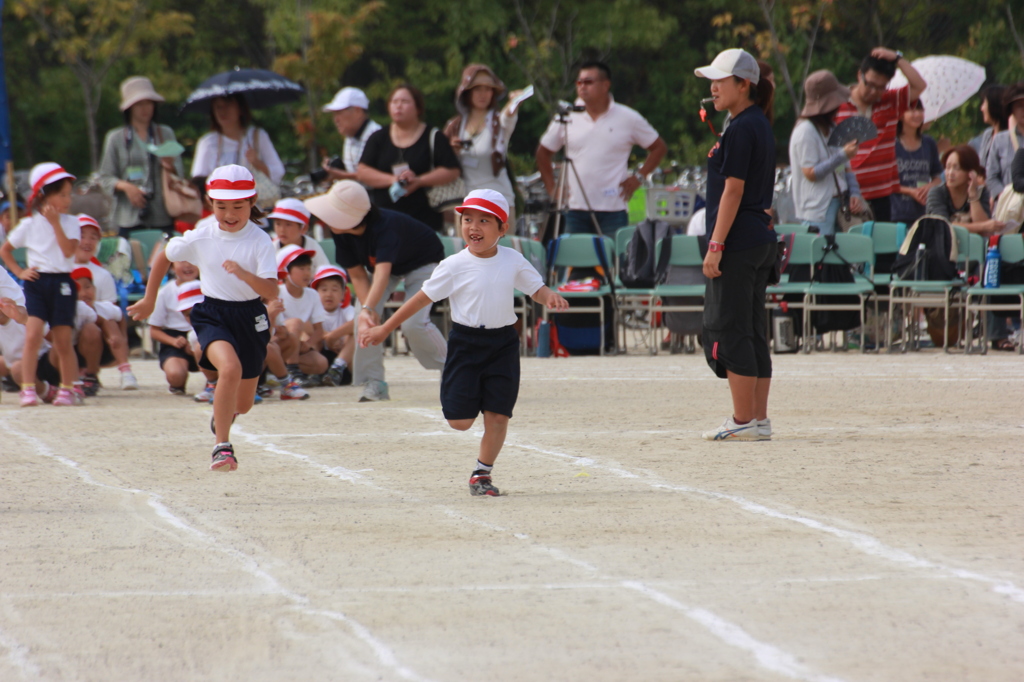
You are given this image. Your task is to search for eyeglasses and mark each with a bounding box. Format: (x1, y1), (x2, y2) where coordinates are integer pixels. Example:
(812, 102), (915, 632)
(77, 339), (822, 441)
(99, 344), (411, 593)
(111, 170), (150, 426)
(860, 77), (889, 92)
(576, 78), (602, 86)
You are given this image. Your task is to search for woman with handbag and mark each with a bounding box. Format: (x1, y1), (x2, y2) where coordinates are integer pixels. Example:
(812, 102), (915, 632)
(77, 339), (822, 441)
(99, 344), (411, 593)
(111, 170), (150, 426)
(357, 84), (462, 233)
(444, 65), (523, 227)
(789, 70), (865, 235)
(190, 94), (285, 209)
(98, 77), (186, 238)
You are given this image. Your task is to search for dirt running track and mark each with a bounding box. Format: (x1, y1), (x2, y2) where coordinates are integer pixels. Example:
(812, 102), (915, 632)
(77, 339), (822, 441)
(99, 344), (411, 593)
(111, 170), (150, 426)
(1, 352), (1022, 681)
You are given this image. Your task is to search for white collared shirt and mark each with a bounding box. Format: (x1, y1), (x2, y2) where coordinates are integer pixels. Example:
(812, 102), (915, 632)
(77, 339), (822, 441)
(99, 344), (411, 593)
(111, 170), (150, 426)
(421, 246), (544, 328)
(165, 221), (277, 301)
(539, 96), (659, 212)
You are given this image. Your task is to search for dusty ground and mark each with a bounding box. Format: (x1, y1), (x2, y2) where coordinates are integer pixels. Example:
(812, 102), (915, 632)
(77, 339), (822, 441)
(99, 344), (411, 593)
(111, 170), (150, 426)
(1, 350), (1022, 681)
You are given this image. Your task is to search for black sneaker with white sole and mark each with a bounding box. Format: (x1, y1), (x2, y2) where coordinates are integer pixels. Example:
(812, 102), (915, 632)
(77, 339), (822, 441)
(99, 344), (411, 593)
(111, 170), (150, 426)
(469, 471), (499, 496)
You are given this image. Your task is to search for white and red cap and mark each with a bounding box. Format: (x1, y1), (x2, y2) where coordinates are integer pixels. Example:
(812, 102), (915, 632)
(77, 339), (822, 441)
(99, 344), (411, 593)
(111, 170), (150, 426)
(454, 189), (509, 224)
(267, 198), (310, 226)
(206, 164), (257, 201)
(277, 243), (316, 278)
(78, 214), (102, 233)
(175, 280), (205, 312)
(310, 264), (349, 288)
(70, 266), (93, 281)
(28, 162), (76, 205)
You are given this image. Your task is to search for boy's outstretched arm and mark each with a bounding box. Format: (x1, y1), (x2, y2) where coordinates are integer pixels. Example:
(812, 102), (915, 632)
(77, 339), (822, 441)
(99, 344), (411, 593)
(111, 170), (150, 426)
(530, 285), (569, 312)
(359, 290), (434, 348)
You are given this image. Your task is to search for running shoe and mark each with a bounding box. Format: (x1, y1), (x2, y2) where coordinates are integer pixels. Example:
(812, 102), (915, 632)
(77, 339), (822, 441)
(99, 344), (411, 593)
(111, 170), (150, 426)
(323, 365), (352, 387)
(701, 417), (760, 441)
(358, 379), (389, 402)
(168, 385), (187, 396)
(210, 443), (238, 472)
(256, 383), (274, 399)
(757, 418), (772, 441)
(469, 471), (500, 497)
(81, 373), (100, 397)
(41, 382), (59, 404)
(52, 388), (77, 406)
(280, 380), (310, 400)
(19, 387), (39, 407)
(300, 373), (322, 388)
(264, 374), (282, 389)
(120, 371), (139, 390)
(194, 382), (216, 403)
(210, 413), (238, 435)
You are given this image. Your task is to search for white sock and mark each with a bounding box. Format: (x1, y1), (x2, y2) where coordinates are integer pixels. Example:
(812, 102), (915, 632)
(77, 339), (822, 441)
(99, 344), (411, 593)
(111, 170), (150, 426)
(332, 358), (347, 370)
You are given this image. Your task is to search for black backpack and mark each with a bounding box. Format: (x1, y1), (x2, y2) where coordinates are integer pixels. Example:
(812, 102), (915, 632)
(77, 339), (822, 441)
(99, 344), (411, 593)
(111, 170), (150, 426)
(620, 219), (672, 288)
(891, 216), (959, 281)
(785, 234), (863, 334)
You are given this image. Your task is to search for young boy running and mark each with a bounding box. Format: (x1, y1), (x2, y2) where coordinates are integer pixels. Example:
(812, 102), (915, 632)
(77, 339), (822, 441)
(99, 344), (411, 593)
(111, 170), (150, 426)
(360, 189), (567, 496)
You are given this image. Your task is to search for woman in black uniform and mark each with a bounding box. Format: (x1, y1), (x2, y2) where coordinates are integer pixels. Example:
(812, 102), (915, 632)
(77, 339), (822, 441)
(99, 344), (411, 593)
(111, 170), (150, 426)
(694, 49), (778, 441)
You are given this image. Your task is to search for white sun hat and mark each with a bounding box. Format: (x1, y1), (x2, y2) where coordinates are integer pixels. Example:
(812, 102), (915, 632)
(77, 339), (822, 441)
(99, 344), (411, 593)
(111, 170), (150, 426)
(206, 164), (257, 201)
(322, 87), (370, 112)
(276, 243), (316, 278)
(267, 198), (311, 226)
(28, 162), (76, 205)
(694, 48), (760, 84)
(454, 189), (509, 224)
(304, 180), (371, 232)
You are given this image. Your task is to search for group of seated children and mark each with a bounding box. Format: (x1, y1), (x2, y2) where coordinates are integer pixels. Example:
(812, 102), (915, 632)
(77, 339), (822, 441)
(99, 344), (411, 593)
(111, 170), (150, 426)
(144, 197), (355, 402)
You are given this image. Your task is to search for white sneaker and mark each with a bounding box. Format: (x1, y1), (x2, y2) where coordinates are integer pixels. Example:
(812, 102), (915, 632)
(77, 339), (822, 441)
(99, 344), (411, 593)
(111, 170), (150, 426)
(757, 418), (772, 441)
(358, 380), (390, 402)
(120, 371), (139, 390)
(702, 416), (760, 441)
(280, 380), (310, 401)
(194, 382), (216, 403)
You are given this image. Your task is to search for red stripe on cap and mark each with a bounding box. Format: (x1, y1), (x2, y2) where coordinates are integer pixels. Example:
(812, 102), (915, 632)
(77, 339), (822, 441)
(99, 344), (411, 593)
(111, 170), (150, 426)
(206, 179), (256, 191)
(271, 207), (309, 225)
(458, 197), (507, 224)
(71, 267), (93, 281)
(32, 167), (70, 196)
(177, 288), (204, 302)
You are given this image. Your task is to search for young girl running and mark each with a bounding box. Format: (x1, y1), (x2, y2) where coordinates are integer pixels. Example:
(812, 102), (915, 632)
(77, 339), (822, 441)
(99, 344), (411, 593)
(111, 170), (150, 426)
(359, 189), (568, 496)
(0, 163), (82, 407)
(129, 165), (278, 471)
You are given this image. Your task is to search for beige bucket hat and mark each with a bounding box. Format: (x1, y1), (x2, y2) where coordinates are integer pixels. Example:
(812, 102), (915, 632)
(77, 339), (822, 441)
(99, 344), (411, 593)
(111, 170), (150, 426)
(120, 76), (165, 112)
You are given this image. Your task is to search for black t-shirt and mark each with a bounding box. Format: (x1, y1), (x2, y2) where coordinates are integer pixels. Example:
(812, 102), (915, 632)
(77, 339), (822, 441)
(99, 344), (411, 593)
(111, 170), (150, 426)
(705, 106), (777, 251)
(359, 126), (461, 232)
(332, 208), (444, 276)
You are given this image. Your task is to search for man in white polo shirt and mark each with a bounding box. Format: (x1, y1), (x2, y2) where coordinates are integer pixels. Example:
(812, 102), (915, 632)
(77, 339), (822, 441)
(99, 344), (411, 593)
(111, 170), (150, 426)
(536, 60), (667, 237)
(320, 87), (382, 181)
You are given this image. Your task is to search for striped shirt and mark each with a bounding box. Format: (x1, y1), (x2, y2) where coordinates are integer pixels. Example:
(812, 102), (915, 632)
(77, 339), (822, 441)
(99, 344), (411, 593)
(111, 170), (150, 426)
(835, 85), (910, 200)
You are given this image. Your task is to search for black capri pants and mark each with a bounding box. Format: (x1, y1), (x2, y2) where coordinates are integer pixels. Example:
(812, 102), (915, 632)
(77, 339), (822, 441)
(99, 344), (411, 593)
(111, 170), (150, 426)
(703, 241), (776, 379)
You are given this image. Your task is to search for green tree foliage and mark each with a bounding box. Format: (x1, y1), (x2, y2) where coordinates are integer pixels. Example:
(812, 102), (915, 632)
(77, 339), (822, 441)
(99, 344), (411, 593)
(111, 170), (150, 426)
(2, 0), (1021, 178)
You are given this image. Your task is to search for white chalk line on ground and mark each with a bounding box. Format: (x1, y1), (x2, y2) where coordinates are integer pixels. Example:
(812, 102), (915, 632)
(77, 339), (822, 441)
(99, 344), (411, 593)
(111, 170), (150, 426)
(0, 417), (435, 682)
(401, 408), (1024, 607)
(237, 422), (850, 682)
(0, 625), (40, 680)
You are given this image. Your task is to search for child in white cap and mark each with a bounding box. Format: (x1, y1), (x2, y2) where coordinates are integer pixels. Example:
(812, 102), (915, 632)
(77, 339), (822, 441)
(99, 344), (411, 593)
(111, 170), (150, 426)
(269, 198), (330, 269)
(129, 164), (279, 472)
(271, 243), (324, 396)
(310, 264), (355, 386)
(0, 162), (83, 406)
(360, 189), (568, 496)
(148, 259), (203, 396)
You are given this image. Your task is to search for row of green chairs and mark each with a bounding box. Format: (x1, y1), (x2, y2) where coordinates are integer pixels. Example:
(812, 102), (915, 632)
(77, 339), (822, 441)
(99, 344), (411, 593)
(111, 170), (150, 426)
(964, 233), (1024, 354)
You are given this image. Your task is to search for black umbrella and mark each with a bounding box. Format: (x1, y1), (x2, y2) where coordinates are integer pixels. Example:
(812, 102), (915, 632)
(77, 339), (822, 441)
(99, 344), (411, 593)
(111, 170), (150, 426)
(180, 67), (304, 114)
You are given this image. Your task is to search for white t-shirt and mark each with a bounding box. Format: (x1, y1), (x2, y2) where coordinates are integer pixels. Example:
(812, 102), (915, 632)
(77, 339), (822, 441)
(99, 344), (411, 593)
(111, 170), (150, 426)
(344, 119), (383, 174)
(421, 246), (544, 328)
(92, 300), (123, 323)
(190, 128), (286, 185)
(278, 284), (327, 325)
(272, 235), (330, 270)
(149, 280), (194, 332)
(321, 304), (355, 334)
(789, 118), (849, 224)
(165, 221), (277, 301)
(72, 300), (98, 343)
(6, 213), (82, 273)
(75, 259), (118, 303)
(457, 109), (518, 208)
(0, 267), (25, 305)
(539, 97), (660, 212)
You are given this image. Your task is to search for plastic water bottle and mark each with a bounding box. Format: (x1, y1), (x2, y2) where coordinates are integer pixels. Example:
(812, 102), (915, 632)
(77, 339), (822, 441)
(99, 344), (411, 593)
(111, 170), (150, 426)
(983, 236), (1001, 288)
(537, 320), (551, 357)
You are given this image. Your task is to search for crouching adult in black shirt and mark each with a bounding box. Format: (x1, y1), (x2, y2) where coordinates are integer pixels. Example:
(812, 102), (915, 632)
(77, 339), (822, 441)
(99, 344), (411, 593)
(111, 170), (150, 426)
(306, 180), (447, 402)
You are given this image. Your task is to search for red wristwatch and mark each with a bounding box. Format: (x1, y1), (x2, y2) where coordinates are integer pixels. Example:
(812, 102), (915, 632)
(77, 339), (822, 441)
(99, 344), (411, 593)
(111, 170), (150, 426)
(708, 240), (725, 252)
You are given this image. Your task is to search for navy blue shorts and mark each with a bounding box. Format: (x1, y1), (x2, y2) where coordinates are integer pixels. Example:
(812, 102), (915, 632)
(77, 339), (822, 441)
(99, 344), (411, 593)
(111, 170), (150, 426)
(158, 328), (200, 372)
(440, 323), (520, 420)
(190, 297), (270, 380)
(24, 273), (77, 327)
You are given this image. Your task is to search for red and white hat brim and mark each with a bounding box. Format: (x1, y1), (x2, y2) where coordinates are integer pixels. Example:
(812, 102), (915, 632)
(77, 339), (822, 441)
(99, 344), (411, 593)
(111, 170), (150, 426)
(454, 197), (508, 224)
(267, 208), (310, 225)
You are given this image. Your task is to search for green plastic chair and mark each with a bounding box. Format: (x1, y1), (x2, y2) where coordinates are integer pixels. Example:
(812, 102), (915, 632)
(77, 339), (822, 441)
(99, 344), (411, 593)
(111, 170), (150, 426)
(128, 229), (166, 278)
(11, 247), (28, 269)
(318, 238), (337, 265)
(803, 233), (876, 352)
(964, 233), (1024, 354)
(546, 234), (616, 355)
